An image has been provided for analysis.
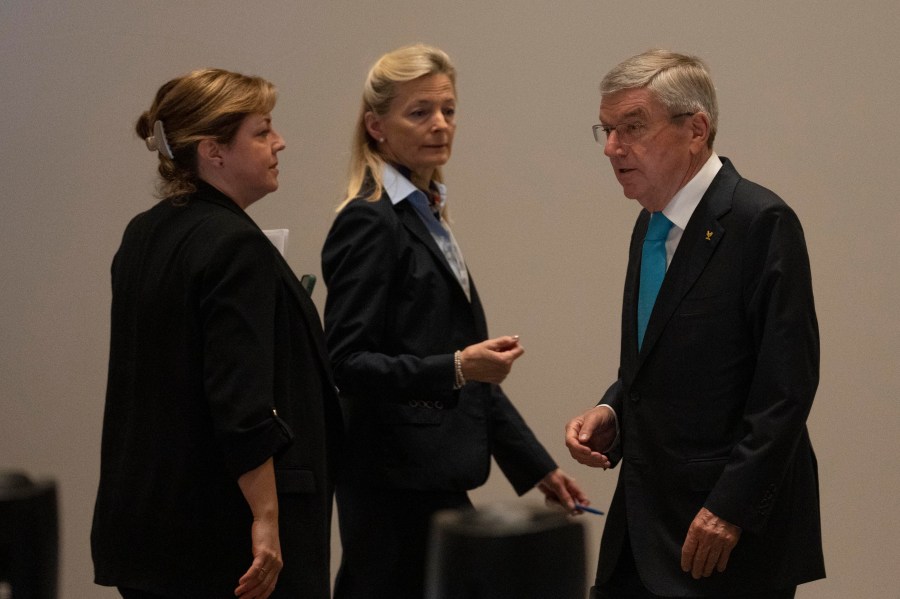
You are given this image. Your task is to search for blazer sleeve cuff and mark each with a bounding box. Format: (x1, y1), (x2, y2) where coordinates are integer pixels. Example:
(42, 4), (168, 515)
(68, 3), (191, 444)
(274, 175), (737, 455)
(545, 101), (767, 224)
(221, 413), (293, 479)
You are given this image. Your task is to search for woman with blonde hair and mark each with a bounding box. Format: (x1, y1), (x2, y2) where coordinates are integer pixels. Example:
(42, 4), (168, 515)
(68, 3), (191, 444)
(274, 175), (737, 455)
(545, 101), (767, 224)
(322, 45), (589, 598)
(91, 68), (342, 599)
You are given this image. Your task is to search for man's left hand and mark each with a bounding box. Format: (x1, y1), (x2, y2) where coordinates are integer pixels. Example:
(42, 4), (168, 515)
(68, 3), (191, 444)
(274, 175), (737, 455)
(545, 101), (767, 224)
(680, 507), (742, 579)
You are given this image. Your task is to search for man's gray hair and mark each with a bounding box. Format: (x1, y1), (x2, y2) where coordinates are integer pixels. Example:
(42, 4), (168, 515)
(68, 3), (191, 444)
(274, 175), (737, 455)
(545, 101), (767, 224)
(601, 49), (718, 148)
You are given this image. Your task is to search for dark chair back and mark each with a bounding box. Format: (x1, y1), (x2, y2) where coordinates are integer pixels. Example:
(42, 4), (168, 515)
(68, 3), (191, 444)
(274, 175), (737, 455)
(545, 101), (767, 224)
(426, 504), (585, 599)
(0, 472), (58, 599)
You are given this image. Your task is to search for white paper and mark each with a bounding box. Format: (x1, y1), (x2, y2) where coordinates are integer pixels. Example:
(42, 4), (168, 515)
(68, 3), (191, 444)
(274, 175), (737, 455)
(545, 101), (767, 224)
(263, 229), (289, 256)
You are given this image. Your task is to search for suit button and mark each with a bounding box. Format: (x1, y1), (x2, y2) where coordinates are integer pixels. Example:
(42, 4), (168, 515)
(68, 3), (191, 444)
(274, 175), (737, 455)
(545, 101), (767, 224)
(629, 393), (640, 403)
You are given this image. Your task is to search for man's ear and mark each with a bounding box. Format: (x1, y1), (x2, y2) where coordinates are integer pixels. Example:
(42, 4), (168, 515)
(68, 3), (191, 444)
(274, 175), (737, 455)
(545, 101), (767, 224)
(688, 113), (711, 154)
(364, 111), (383, 142)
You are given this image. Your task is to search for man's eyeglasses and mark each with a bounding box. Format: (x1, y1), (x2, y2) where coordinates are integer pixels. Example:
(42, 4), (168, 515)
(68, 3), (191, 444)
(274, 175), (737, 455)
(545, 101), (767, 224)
(592, 112), (695, 146)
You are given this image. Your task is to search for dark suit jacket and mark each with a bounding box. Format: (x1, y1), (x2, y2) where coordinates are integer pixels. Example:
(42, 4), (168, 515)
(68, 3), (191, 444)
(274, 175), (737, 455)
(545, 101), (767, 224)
(321, 187), (556, 494)
(596, 158), (825, 596)
(92, 181), (342, 598)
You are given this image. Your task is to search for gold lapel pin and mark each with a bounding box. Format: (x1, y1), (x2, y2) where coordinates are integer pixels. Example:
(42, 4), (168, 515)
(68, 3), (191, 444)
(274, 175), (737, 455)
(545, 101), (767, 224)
(705, 230), (714, 241)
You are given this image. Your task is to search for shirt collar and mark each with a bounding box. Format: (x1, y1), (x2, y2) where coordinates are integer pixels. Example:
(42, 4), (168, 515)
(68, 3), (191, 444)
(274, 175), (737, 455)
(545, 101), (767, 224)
(382, 163), (447, 210)
(662, 152), (722, 230)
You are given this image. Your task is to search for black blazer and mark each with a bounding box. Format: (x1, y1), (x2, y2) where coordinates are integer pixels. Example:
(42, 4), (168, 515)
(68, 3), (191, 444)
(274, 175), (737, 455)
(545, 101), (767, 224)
(596, 159), (825, 595)
(321, 188), (556, 494)
(92, 182), (342, 598)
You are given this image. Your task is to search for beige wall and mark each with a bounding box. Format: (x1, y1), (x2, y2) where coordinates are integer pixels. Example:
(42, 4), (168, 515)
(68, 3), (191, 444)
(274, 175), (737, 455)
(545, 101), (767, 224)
(1, 1), (898, 597)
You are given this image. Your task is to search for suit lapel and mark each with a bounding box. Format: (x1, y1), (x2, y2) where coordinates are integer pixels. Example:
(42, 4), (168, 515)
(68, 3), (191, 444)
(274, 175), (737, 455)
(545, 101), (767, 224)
(271, 247), (337, 389)
(623, 212), (648, 365)
(395, 201), (473, 306)
(634, 160), (740, 369)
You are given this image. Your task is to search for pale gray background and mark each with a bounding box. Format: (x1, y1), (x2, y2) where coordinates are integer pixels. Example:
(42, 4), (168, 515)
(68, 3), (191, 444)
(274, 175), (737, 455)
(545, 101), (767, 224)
(1, 1), (898, 597)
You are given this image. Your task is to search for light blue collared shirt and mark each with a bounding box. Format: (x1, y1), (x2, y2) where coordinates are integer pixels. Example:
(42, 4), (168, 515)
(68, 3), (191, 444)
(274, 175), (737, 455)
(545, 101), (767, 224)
(382, 164), (471, 300)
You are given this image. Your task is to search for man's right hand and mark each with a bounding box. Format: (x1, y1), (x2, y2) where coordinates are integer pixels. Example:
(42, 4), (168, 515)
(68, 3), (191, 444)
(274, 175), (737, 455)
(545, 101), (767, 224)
(565, 406), (617, 469)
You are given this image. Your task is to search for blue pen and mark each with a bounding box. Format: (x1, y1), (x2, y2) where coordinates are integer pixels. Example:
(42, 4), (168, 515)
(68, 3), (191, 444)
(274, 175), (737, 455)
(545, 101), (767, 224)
(574, 503), (605, 516)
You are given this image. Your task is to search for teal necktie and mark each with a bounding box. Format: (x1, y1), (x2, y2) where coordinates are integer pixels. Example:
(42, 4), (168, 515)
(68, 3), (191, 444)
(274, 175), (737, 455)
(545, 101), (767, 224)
(637, 212), (674, 350)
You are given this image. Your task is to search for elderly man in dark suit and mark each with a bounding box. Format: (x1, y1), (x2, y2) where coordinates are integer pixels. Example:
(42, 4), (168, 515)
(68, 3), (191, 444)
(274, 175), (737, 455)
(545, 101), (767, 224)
(565, 49), (825, 598)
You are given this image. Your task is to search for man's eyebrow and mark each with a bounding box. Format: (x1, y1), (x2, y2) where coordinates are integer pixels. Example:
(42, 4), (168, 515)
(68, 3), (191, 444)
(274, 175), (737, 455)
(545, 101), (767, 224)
(621, 108), (648, 120)
(600, 107), (648, 125)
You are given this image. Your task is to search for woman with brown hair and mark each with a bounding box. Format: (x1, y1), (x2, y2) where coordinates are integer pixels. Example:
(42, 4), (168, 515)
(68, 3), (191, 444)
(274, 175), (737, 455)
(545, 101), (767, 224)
(91, 68), (341, 599)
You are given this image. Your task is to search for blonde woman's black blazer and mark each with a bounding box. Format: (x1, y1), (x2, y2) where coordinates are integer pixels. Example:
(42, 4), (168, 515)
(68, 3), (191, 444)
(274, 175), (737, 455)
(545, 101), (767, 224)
(321, 188), (556, 494)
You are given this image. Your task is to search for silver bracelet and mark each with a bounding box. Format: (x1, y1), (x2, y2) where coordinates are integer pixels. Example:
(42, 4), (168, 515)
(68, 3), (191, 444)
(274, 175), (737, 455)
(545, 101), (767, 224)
(454, 350), (466, 389)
